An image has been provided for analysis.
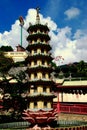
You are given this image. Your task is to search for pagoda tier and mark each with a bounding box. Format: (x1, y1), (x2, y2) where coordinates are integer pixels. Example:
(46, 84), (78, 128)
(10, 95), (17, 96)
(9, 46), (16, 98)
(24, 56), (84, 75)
(27, 24), (49, 32)
(26, 53), (53, 61)
(26, 42), (52, 51)
(27, 33), (50, 41)
(27, 93), (55, 101)
(27, 66), (53, 73)
(28, 79), (54, 84)
(28, 81), (55, 88)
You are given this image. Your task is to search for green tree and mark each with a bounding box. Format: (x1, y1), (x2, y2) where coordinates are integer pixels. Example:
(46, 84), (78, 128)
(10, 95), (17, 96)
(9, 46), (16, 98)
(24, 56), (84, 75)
(77, 60), (85, 72)
(0, 52), (13, 74)
(0, 46), (13, 52)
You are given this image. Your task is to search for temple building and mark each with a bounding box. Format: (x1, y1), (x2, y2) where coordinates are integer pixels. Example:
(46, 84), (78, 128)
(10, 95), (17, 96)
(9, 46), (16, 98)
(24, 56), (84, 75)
(4, 45), (28, 62)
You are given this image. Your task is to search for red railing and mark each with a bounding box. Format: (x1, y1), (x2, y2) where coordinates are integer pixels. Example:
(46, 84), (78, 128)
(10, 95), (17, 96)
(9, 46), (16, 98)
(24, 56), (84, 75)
(51, 126), (87, 130)
(50, 126), (87, 130)
(53, 103), (87, 115)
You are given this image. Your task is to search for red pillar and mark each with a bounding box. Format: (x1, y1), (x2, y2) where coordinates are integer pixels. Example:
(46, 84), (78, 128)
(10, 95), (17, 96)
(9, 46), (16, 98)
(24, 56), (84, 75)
(57, 91), (60, 114)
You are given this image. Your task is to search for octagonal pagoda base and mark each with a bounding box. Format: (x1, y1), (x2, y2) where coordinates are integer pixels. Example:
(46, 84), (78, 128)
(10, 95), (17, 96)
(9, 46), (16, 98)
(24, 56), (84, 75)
(22, 109), (57, 128)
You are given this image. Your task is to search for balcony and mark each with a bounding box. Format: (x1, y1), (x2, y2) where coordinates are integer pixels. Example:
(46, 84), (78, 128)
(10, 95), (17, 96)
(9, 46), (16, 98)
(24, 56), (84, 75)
(27, 92), (55, 98)
(29, 78), (51, 82)
(28, 64), (50, 69)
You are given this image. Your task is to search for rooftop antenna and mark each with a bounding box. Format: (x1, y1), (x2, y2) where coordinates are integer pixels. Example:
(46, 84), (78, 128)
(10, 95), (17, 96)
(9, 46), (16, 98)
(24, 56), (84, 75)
(19, 16), (24, 46)
(36, 7), (40, 24)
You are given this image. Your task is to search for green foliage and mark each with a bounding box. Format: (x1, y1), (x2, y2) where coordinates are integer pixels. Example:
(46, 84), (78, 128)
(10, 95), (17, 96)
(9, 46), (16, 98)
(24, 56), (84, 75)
(50, 61), (57, 68)
(13, 61), (25, 67)
(77, 60), (86, 72)
(0, 52), (13, 73)
(0, 46), (13, 52)
(55, 61), (87, 78)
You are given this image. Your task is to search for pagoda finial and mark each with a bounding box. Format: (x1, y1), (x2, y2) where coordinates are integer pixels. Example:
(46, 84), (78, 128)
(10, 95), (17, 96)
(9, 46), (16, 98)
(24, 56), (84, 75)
(36, 7), (40, 24)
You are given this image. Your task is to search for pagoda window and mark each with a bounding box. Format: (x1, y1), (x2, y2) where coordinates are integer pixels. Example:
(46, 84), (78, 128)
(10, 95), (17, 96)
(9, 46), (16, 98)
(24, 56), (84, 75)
(31, 61), (34, 66)
(37, 60), (41, 65)
(37, 48), (41, 54)
(47, 87), (50, 93)
(47, 102), (51, 108)
(37, 29), (40, 33)
(31, 50), (34, 55)
(44, 61), (47, 66)
(46, 73), (49, 79)
(32, 40), (35, 44)
(37, 86), (43, 93)
(37, 38), (41, 42)
(44, 50), (47, 54)
(31, 73), (34, 79)
(43, 40), (46, 44)
(32, 31), (35, 34)
(37, 72), (42, 79)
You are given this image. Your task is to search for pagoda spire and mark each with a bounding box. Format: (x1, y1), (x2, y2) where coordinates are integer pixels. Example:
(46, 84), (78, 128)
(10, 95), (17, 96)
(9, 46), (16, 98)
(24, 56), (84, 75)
(36, 7), (40, 24)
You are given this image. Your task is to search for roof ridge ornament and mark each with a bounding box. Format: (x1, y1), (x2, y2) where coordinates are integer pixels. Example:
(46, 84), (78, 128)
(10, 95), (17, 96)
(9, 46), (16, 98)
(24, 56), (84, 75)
(36, 7), (40, 24)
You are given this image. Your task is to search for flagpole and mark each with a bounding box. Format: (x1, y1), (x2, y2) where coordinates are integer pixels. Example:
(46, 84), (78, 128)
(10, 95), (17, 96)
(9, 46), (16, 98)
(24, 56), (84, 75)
(19, 16), (24, 47)
(20, 25), (23, 46)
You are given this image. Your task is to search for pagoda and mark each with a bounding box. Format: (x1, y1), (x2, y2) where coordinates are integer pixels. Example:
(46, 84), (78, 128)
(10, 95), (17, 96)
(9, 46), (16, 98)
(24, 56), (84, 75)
(22, 8), (57, 128)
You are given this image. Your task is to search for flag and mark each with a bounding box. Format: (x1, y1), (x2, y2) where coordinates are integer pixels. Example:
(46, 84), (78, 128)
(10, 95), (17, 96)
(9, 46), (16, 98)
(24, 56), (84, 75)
(19, 16), (24, 26)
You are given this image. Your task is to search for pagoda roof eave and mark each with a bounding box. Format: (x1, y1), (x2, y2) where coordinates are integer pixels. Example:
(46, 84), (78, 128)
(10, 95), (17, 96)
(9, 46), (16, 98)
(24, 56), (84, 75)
(28, 79), (55, 84)
(26, 43), (52, 51)
(27, 24), (50, 32)
(26, 55), (53, 61)
(27, 67), (53, 73)
(27, 94), (55, 98)
(27, 33), (50, 41)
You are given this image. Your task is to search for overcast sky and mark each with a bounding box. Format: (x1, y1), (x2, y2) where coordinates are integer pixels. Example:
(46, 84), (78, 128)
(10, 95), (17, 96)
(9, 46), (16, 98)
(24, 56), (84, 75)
(0, 0), (87, 65)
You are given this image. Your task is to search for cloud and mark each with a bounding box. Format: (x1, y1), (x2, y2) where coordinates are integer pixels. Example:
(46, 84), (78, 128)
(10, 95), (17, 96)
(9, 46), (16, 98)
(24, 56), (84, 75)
(0, 20), (28, 49)
(0, 8), (87, 65)
(64, 7), (80, 20)
(73, 30), (84, 39)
